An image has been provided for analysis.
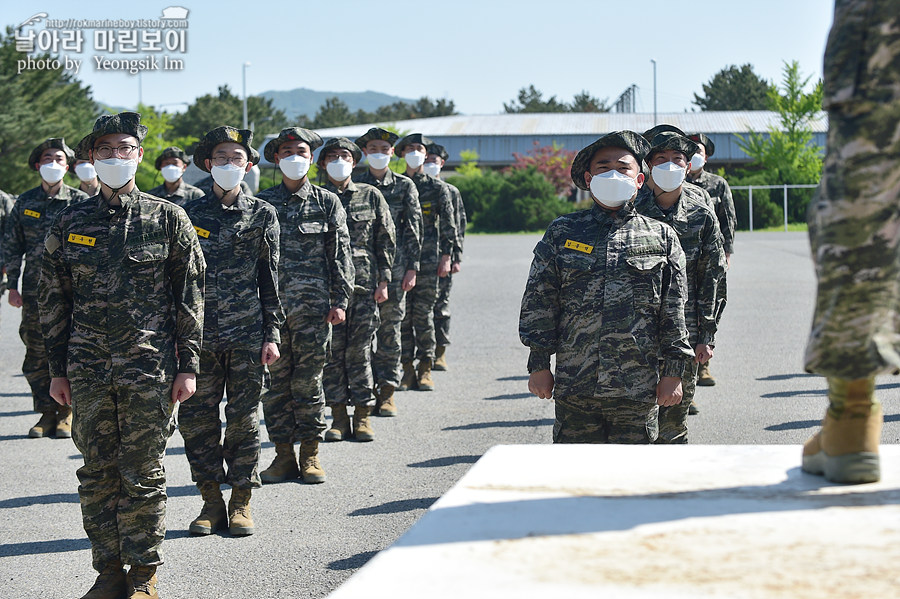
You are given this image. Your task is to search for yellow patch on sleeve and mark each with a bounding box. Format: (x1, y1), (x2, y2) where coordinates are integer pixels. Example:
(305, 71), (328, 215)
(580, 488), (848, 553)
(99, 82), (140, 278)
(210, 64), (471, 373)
(24, 209), (41, 218)
(67, 234), (96, 247)
(564, 239), (593, 254)
(194, 226), (210, 238)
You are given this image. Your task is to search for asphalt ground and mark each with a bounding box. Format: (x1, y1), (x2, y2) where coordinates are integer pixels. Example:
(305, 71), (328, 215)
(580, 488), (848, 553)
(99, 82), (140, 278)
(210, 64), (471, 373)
(0, 231), (897, 598)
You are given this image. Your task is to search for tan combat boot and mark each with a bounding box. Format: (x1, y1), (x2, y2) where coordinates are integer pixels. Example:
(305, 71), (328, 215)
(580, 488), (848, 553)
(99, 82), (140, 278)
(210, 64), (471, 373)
(126, 565), (158, 599)
(299, 440), (326, 484)
(417, 358), (435, 391)
(56, 405), (73, 438)
(259, 443), (300, 484)
(228, 488), (254, 536)
(688, 399), (700, 415)
(353, 405), (375, 442)
(28, 410), (57, 438)
(325, 404), (351, 442)
(189, 481), (227, 535)
(433, 345), (448, 371)
(80, 560), (127, 599)
(398, 361), (417, 391)
(696, 361), (715, 386)
(802, 377), (882, 484)
(376, 384), (397, 417)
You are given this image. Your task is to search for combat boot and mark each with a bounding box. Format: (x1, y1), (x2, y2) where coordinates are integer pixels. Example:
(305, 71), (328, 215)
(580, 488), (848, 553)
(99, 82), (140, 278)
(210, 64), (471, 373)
(353, 404), (375, 442)
(259, 443), (300, 484)
(56, 405), (73, 438)
(228, 488), (254, 536)
(398, 361), (417, 391)
(325, 404), (351, 442)
(299, 440), (326, 484)
(126, 565), (158, 599)
(433, 345), (448, 371)
(79, 560), (127, 599)
(416, 358), (435, 391)
(189, 481), (227, 535)
(688, 400), (700, 415)
(802, 377), (882, 484)
(28, 410), (57, 438)
(697, 361), (715, 386)
(376, 384), (397, 417)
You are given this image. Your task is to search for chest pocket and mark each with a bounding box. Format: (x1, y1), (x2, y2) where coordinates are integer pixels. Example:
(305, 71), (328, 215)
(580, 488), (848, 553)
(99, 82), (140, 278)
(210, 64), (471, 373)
(126, 241), (169, 294)
(626, 253), (666, 307)
(66, 242), (102, 295)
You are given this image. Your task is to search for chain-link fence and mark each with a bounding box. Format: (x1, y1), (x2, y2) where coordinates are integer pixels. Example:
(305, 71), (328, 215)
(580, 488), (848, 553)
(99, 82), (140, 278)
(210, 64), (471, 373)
(731, 184), (819, 231)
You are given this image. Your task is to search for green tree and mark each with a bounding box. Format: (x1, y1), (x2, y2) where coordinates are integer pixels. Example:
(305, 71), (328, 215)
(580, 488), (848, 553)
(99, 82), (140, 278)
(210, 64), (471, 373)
(692, 64), (770, 111)
(569, 90), (610, 112)
(312, 96), (355, 128)
(477, 167), (571, 231)
(504, 85), (568, 113)
(170, 85), (289, 140)
(130, 103), (199, 192)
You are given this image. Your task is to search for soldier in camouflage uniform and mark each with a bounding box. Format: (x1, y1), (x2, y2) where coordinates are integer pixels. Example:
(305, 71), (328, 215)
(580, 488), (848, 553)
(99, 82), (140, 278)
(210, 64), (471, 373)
(635, 132), (726, 443)
(425, 143), (466, 372)
(180, 127), (283, 537)
(194, 174), (253, 197)
(39, 112), (205, 599)
(519, 131), (694, 444)
(395, 133), (458, 392)
(0, 189), (15, 297)
(256, 127), (354, 484)
(147, 146), (204, 206)
(318, 138), (395, 442)
(354, 128), (423, 416)
(801, 0), (899, 484)
(4, 138), (88, 439)
(72, 157), (101, 197)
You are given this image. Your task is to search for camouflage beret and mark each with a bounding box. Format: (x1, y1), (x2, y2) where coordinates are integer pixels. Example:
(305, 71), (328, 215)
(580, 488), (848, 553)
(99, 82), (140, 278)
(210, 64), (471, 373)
(317, 137), (362, 166)
(77, 112), (148, 157)
(646, 132), (700, 162)
(642, 124), (686, 141)
(28, 138), (75, 170)
(193, 126), (260, 173)
(264, 127), (323, 163)
(394, 133), (433, 155)
(355, 127), (399, 148)
(570, 131), (650, 191)
(426, 143), (449, 161)
(688, 133), (715, 157)
(154, 146), (191, 170)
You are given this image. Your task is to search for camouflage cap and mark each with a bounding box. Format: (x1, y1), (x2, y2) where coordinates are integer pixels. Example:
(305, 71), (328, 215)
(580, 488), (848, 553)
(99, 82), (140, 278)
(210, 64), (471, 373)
(154, 146), (191, 170)
(317, 137), (362, 166)
(426, 142), (449, 161)
(570, 131), (650, 191)
(264, 127), (323, 163)
(394, 133), (433, 155)
(193, 126), (260, 173)
(77, 112), (148, 158)
(646, 132), (700, 162)
(28, 138), (75, 170)
(355, 127), (399, 148)
(688, 133), (716, 157)
(642, 124), (686, 141)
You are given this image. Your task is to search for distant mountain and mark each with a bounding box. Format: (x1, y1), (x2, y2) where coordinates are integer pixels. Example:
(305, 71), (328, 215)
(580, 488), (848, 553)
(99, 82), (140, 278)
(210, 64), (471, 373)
(259, 87), (416, 120)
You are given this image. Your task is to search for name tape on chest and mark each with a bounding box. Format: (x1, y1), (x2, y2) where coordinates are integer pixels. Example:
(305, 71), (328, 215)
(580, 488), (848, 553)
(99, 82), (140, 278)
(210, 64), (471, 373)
(24, 209), (41, 219)
(194, 226), (211, 238)
(564, 239), (594, 254)
(68, 233), (96, 247)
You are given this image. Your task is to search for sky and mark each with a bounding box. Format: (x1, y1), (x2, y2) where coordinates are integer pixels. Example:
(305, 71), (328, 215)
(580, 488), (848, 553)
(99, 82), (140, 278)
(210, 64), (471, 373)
(8, 0), (835, 117)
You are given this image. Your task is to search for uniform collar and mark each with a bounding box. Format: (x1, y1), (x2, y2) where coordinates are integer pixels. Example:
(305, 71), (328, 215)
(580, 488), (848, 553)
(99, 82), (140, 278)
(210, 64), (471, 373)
(591, 198), (635, 224)
(324, 179), (357, 196)
(210, 190), (250, 211)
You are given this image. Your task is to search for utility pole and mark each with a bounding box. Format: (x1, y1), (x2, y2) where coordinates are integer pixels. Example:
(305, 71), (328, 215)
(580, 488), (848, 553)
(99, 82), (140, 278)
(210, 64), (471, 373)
(650, 59), (657, 125)
(242, 62), (251, 129)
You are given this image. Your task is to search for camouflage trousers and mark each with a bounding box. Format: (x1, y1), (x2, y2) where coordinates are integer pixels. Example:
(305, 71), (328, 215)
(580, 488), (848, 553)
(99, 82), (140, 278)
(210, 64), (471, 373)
(69, 373), (175, 572)
(179, 347), (265, 490)
(434, 273), (453, 347)
(656, 361), (698, 444)
(325, 292), (379, 406)
(262, 311), (328, 444)
(20, 296), (53, 412)
(372, 263), (409, 388)
(805, 96), (900, 378)
(552, 396), (659, 444)
(401, 266), (440, 362)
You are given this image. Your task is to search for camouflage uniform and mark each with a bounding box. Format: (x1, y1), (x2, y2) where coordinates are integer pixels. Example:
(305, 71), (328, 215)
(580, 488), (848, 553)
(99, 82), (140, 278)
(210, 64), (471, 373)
(195, 175), (253, 197)
(180, 190), (283, 489)
(322, 179), (395, 406)
(3, 182), (88, 413)
(0, 190), (16, 295)
(434, 181), (466, 347)
(38, 189), (205, 571)
(146, 180), (205, 206)
(256, 181), (354, 443)
(353, 168), (422, 389)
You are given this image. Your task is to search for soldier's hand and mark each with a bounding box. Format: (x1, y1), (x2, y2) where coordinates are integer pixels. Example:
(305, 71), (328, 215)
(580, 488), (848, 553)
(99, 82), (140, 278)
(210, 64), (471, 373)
(726, 254), (732, 270)
(326, 307), (346, 325)
(694, 344), (714, 364)
(261, 342), (280, 365)
(374, 282), (389, 304)
(451, 262), (462, 274)
(528, 370), (554, 399)
(8, 289), (22, 308)
(656, 376), (683, 407)
(401, 269), (417, 292)
(438, 254), (452, 278)
(171, 373), (196, 403)
(50, 377), (72, 406)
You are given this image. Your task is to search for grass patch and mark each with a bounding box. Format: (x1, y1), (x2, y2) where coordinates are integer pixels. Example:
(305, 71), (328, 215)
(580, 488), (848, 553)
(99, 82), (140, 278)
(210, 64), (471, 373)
(743, 223), (808, 233)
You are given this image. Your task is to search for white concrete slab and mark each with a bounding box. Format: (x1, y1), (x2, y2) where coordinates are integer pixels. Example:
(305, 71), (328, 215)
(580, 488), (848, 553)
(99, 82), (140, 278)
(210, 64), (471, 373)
(328, 445), (900, 599)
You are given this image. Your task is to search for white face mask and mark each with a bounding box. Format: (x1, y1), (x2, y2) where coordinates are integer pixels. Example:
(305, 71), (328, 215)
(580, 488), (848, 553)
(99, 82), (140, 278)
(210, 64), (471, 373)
(423, 162), (442, 177)
(588, 170), (637, 208)
(160, 164), (183, 183)
(366, 153), (391, 170)
(39, 162), (67, 184)
(652, 162), (686, 192)
(211, 164), (246, 191)
(689, 154), (705, 172)
(326, 158), (353, 182)
(404, 150), (426, 169)
(94, 158), (138, 189)
(278, 155), (311, 181)
(74, 163), (96, 182)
